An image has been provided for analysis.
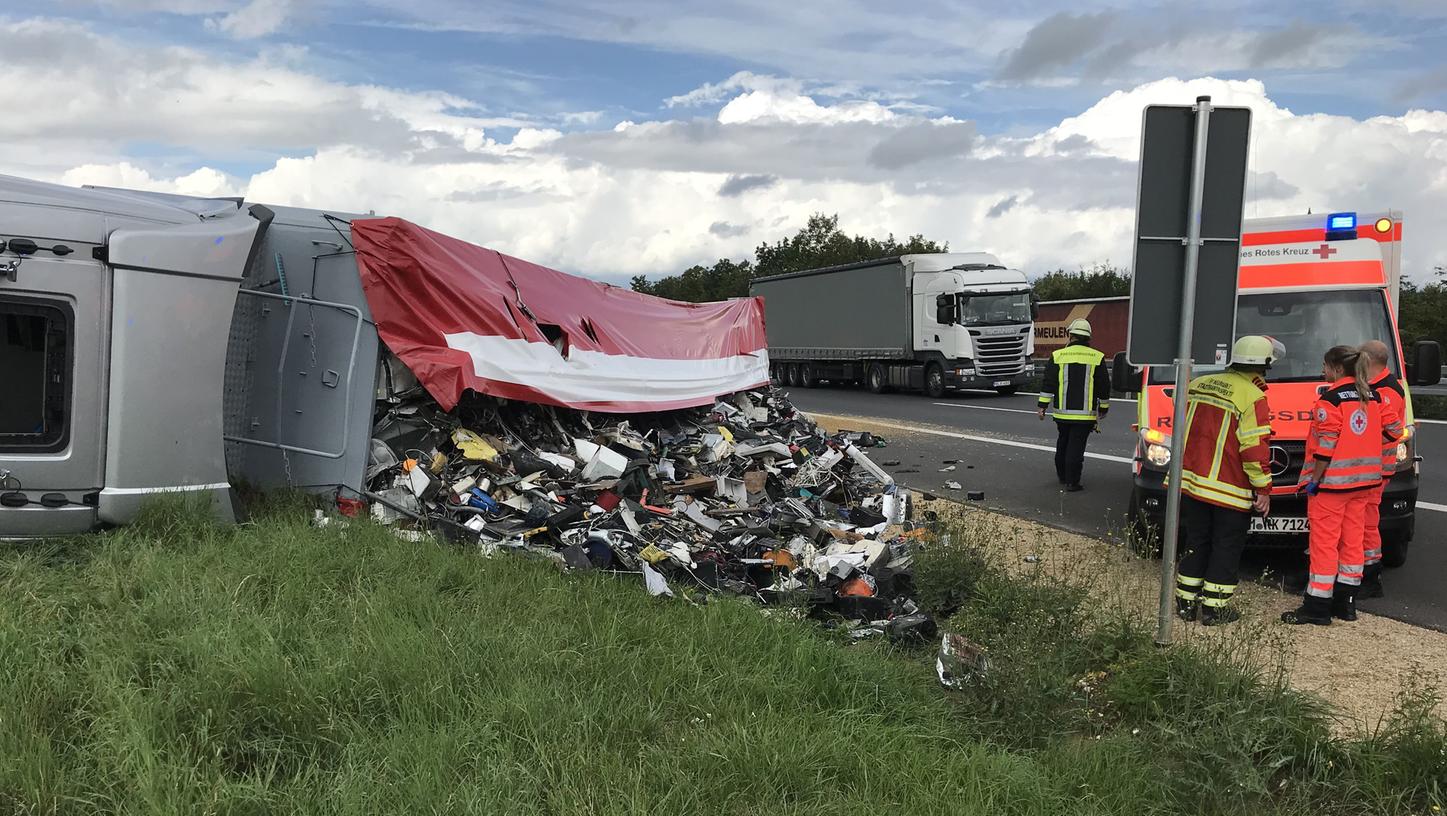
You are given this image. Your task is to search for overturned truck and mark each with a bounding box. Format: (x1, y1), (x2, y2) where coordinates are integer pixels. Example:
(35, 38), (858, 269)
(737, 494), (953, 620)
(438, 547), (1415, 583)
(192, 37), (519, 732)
(0, 175), (771, 537)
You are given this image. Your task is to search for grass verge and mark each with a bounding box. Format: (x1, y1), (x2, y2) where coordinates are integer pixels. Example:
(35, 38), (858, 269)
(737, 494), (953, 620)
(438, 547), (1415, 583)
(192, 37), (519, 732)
(1, 498), (1443, 815)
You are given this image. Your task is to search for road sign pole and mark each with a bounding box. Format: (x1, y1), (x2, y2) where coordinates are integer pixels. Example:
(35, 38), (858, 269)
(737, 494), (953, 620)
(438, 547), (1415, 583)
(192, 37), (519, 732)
(1155, 96), (1213, 647)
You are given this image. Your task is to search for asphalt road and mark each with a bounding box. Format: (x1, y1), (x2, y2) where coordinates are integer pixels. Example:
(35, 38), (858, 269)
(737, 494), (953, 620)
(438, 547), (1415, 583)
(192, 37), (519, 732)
(790, 385), (1447, 632)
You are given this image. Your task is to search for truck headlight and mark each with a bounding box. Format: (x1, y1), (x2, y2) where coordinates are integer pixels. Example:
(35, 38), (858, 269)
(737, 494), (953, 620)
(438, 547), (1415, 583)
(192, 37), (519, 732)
(1146, 443), (1171, 468)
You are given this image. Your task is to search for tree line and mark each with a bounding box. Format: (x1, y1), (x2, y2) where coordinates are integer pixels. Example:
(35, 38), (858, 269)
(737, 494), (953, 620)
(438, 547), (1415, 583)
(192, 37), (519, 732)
(629, 215), (1444, 351)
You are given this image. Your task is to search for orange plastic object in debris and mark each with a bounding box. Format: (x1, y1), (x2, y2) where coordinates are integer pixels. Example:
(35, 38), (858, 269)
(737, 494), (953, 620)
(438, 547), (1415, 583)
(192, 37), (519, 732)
(839, 577), (876, 597)
(403, 458), (418, 472)
(762, 550), (796, 570)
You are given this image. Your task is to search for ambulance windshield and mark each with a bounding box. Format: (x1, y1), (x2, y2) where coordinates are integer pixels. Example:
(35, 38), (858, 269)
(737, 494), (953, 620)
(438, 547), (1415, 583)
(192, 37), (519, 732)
(1149, 289), (1397, 384)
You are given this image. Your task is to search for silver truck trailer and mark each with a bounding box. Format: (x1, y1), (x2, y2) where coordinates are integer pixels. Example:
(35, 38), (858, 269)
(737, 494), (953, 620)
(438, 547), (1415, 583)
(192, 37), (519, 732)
(750, 253), (1036, 397)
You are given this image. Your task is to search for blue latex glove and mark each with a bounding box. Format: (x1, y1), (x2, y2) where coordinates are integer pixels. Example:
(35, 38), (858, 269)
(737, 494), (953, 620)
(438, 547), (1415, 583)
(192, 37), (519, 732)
(1302, 481), (1320, 497)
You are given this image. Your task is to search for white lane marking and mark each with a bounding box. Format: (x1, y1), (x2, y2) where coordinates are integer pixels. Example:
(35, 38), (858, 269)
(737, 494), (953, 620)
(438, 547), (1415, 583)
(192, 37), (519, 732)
(1418, 501), (1447, 513)
(932, 402), (1038, 416)
(1416, 418), (1446, 426)
(813, 415), (1135, 464)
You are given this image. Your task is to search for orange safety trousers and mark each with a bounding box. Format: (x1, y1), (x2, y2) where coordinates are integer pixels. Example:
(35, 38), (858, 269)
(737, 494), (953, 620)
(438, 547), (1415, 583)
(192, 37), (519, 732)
(1362, 482), (1385, 568)
(1306, 490), (1368, 599)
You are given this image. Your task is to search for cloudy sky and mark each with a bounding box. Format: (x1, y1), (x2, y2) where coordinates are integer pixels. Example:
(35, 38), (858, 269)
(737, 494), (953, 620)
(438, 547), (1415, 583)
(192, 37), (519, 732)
(7, 0), (1447, 284)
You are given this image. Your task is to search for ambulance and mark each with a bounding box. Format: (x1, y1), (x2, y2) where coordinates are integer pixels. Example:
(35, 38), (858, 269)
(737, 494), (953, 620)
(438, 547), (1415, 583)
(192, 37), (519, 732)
(1116, 211), (1442, 567)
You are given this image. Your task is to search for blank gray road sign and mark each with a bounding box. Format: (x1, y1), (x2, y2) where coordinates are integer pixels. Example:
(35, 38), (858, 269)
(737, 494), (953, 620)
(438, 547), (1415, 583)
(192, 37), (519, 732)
(1126, 104), (1252, 366)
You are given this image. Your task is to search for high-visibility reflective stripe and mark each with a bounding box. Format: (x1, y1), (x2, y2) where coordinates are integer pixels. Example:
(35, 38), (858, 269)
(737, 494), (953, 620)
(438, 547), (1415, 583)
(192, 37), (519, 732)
(1338, 563), (1364, 575)
(1338, 575), (1362, 586)
(1209, 409), (1231, 484)
(1310, 573), (1336, 585)
(1363, 548), (1382, 559)
(1182, 471), (1253, 498)
(1203, 581), (1236, 594)
(1176, 575), (1204, 587)
(1329, 456), (1383, 469)
(1201, 595), (1233, 608)
(1307, 585), (1334, 598)
(1181, 480), (1254, 510)
(1176, 586), (1201, 600)
(1318, 438), (1338, 451)
(1320, 473), (1381, 487)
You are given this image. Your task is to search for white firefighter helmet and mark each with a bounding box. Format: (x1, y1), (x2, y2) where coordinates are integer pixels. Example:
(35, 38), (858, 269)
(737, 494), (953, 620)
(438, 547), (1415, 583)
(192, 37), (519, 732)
(1066, 318), (1092, 339)
(1231, 335), (1282, 367)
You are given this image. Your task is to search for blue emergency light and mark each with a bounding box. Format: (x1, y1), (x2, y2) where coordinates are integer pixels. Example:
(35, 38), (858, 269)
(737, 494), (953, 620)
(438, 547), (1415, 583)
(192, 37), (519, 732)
(1325, 211), (1358, 241)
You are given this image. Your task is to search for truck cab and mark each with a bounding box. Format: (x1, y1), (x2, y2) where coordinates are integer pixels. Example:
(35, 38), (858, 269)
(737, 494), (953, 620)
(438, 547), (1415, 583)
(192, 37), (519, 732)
(0, 177), (268, 537)
(913, 255), (1036, 394)
(1118, 211), (1442, 566)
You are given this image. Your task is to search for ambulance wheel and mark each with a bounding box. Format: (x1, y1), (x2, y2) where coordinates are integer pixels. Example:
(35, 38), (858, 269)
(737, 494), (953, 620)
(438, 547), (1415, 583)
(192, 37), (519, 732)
(800, 363), (818, 388)
(1382, 534), (1410, 569)
(868, 363), (889, 394)
(1127, 489), (1163, 558)
(924, 363), (946, 398)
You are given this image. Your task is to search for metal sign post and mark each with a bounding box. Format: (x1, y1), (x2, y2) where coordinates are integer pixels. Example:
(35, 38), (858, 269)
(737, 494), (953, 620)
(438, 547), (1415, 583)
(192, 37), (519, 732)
(1124, 95), (1251, 647)
(1155, 98), (1213, 647)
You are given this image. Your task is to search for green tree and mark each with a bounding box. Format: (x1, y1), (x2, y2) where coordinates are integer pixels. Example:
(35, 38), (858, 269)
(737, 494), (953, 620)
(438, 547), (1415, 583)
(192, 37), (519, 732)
(1030, 263), (1132, 302)
(630, 213), (948, 303)
(1398, 267), (1447, 350)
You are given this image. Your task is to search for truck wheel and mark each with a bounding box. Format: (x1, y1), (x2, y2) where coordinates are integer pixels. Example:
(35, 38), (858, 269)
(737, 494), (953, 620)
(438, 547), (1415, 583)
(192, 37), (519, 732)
(781, 364), (796, 387)
(995, 385), (1018, 396)
(867, 363), (888, 394)
(800, 363), (818, 388)
(1382, 533), (1410, 568)
(924, 363), (945, 398)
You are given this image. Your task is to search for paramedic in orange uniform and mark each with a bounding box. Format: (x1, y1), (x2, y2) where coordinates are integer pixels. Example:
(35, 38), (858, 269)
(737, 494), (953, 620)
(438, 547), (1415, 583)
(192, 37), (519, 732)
(1359, 339), (1408, 598)
(1282, 346), (1383, 626)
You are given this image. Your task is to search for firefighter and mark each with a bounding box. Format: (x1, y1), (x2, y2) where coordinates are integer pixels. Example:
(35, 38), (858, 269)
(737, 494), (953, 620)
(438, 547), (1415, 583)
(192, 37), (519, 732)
(1359, 339), (1409, 598)
(1173, 335), (1278, 626)
(1037, 318), (1109, 492)
(1282, 345), (1383, 626)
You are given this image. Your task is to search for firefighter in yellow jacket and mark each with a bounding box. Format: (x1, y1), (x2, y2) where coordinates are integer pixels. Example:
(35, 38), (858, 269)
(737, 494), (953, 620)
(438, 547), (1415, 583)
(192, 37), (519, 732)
(1037, 319), (1110, 492)
(1173, 335), (1280, 625)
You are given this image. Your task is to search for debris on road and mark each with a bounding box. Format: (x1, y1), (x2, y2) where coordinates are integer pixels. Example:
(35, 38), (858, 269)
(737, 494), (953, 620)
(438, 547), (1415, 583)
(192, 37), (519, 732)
(944, 480), (963, 490)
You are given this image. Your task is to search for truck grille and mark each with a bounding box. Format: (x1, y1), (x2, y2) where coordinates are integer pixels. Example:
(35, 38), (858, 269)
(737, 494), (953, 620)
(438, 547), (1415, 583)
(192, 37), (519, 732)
(969, 330), (1027, 377)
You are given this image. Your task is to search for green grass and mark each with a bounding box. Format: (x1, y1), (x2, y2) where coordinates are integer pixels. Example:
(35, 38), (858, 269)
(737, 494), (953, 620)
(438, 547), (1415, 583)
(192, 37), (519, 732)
(1, 499), (1443, 815)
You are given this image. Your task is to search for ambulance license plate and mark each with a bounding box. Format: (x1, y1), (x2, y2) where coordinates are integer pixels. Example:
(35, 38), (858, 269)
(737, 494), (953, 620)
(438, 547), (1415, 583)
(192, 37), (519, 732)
(1250, 516), (1308, 534)
(993, 380), (1011, 387)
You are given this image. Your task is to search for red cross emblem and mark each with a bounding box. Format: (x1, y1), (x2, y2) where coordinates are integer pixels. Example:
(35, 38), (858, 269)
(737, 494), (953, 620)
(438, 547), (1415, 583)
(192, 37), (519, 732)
(1313, 244), (1337, 259)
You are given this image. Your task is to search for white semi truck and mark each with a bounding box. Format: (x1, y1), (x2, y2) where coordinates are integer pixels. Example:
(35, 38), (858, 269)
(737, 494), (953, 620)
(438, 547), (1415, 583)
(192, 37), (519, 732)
(750, 254), (1036, 397)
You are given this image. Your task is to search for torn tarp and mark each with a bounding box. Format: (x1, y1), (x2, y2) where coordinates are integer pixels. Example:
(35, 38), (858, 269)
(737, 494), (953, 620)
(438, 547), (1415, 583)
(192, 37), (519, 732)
(351, 217), (770, 412)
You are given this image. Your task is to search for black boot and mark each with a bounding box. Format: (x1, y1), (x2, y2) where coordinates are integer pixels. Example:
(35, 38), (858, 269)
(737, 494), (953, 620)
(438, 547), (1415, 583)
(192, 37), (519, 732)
(1200, 604), (1240, 626)
(1176, 597), (1199, 622)
(1280, 595), (1332, 626)
(1331, 582), (1358, 622)
(1359, 565), (1384, 599)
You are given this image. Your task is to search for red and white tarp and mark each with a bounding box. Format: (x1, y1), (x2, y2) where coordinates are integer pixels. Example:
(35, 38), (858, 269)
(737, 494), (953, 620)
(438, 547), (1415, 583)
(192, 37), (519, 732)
(351, 217), (769, 413)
